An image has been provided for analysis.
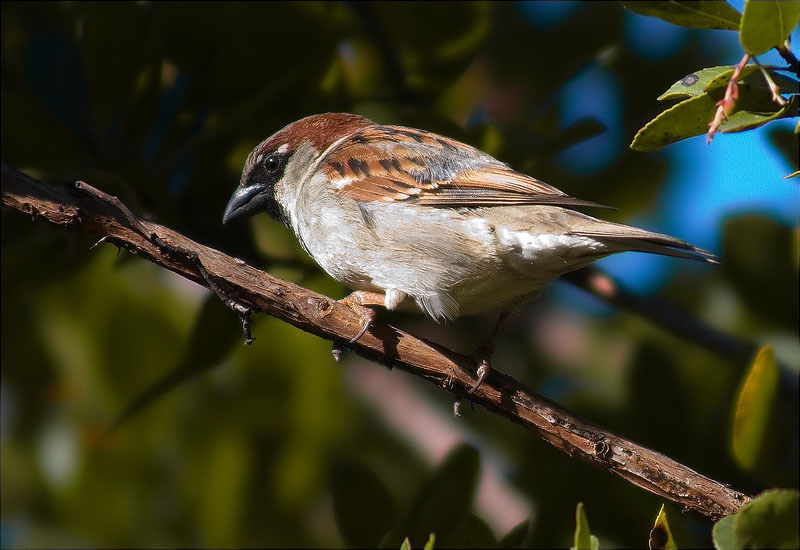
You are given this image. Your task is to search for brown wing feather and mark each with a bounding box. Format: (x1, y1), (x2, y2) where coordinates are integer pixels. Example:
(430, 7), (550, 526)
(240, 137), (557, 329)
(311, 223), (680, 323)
(321, 125), (610, 209)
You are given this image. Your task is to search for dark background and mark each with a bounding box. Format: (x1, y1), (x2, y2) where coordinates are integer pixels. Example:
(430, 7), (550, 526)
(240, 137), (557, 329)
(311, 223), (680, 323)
(2, 2), (798, 548)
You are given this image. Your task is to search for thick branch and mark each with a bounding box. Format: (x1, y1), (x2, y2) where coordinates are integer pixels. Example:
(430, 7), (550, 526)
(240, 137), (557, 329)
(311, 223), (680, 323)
(1, 163), (750, 521)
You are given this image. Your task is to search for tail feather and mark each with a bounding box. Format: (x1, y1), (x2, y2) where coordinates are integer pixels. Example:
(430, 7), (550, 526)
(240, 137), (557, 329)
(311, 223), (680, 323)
(606, 236), (718, 264)
(572, 226), (719, 265)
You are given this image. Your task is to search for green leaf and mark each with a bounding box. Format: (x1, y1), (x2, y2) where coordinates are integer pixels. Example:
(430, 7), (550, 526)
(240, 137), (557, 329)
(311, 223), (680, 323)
(757, 71), (799, 95)
(659, 66), (739, 100)
(718, 95), (799, 134)
(731, 345), (779, 471)
(740, 0), (800, 55)
(406, 444), (480, 546)
(423, 532), (436, 550)
(620, 1), (741, 30)
(442, 515), (495, 549)
(331, 461), (397, 548)
(401, 537), (412, 550)
(712, 514), (738, 550)
(632, 93), (718, 151)
(713, 489), (800, 550)
(736, 489), (800, 549)
(704, 67), (800, 97)
(661, 503), (697, 549)
(659, 65), (800, 101)
(573, 502), (595, 550)
(649, 505), (677, 550)
(632, 87), (798, 151)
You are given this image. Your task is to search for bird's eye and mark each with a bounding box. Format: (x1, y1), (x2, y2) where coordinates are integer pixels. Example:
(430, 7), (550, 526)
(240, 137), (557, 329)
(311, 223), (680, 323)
(264, 155), (281, 173)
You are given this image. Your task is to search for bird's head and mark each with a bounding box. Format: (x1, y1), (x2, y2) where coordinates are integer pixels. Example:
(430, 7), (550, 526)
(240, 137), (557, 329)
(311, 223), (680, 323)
(222, 112), (373, 226)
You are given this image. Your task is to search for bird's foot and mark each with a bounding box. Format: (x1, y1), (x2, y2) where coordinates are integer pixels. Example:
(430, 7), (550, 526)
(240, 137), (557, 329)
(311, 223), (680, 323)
(467, 311), (513, 394)
(338, 291), (384, 344)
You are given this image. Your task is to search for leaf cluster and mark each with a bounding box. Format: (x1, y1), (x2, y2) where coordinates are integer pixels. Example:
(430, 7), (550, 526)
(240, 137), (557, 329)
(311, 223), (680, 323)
(625, 0), (799, 152)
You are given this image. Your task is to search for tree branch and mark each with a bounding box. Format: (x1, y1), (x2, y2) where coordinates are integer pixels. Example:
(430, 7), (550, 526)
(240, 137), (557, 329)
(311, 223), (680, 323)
(562, 269), (752, 362)
(1, 163), (750, 521)
(776, 44), (800, 77)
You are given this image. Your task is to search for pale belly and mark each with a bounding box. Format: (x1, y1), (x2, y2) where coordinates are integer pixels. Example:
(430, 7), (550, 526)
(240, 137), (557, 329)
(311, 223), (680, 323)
(291, 188), (608, 321)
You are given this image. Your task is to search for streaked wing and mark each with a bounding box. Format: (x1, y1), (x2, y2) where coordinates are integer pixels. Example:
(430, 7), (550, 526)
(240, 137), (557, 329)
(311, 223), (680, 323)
(321, 124), (609, 209)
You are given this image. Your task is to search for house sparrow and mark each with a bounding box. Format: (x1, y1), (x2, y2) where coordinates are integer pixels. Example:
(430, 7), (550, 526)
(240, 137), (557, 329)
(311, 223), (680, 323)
(223, 113), (716, 391)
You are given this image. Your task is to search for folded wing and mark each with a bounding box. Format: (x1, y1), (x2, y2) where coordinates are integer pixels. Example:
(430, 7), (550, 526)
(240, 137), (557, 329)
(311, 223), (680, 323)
(321, 125), (609, 209)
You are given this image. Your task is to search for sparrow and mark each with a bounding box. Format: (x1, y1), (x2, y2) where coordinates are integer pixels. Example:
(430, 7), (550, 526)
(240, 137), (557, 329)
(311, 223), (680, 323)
(223, 113), (716, 391)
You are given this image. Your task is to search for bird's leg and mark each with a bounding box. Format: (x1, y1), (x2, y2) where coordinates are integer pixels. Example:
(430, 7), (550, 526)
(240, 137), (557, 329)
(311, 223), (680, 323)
(338, 290), (385, 343)
(468, 310), (514, 394)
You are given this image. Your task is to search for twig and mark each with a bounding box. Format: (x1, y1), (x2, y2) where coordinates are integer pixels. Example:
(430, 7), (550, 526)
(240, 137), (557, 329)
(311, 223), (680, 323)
(1, 164), (751, 521)
(562, 269), (751, 362)
(707, 53), (750, 144)
(754, 59), (788, 107)
(776, 41), (800, 77)
(150, 233), (255, 345)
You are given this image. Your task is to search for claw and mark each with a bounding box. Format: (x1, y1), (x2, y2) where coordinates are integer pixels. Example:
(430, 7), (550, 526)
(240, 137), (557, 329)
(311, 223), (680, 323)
(468, 361), (490, 394)
(331, 343), (345, 362)
(349, 307), (375, 343)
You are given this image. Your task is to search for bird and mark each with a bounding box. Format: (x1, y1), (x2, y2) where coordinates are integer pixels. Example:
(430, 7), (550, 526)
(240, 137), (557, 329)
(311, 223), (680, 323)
(223, 113), (716, 392)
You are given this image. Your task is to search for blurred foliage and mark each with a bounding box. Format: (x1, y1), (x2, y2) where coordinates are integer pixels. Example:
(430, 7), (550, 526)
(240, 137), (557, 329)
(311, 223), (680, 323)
(1, 1), (798, 549)
(731, 346), (779, 474)
(712, 489), (800, 550)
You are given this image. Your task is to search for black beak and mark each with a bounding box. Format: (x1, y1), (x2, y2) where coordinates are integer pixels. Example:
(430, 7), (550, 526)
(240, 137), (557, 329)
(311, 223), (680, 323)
(222, 183), (267, 225)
